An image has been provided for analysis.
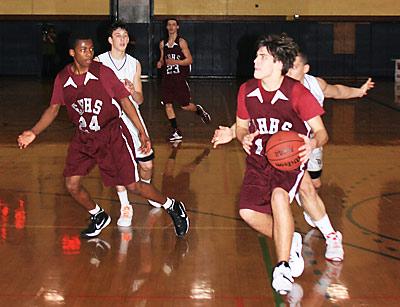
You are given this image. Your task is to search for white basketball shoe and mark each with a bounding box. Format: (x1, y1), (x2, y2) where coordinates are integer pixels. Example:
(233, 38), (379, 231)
(289, 232), (305, 278)
(325, 231), (344, 261)
(272, 262), (294, 295)
(117, 204), (133, 227)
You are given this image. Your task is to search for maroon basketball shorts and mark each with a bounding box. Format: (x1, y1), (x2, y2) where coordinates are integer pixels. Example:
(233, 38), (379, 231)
(161, 78), (191, 107)
(63, 120), (139, 187)
(239, 160), (305, 215)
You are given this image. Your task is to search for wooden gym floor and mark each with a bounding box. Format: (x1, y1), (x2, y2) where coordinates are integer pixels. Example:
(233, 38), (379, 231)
(0, 77), (400, 306)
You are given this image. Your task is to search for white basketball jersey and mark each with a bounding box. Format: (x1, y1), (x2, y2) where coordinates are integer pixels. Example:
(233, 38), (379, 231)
(97, 52), (153, 159)
(303, 74), (324, 173)
(303, 74), (324, 107)
(97, 52), (138, 83)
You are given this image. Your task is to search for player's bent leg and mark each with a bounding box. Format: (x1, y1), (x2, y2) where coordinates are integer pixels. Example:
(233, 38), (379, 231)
(65, 176), (96, 211)
(181, 103), (197, 112)
(165, 103), (176, 119)
(125, 181), (189, 237)
(65, 176), (111, 238)
(139, 160), (153, 183)
(271, 188), (293, 262)
(271, 188), (294, 294)
(239, 209), (273, 238)
(299, 172), (325, 226)
(182, 103), (211, 124)
(165, 103), (183, 142)
(115, 185), (133, 227)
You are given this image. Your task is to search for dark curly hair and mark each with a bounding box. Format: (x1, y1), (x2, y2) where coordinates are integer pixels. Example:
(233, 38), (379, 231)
(256, 33), (299, 75)
(108, 20), (129, 38)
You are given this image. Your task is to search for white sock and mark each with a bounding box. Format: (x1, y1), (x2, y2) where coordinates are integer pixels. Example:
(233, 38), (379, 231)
(89, 204), (101, 215)
(314, 214), (335, 239)
(117, 190), (130, 207)
(141, 178), (151, 184)
(148, 200), (162, 207)
(162, 198), (173, 210)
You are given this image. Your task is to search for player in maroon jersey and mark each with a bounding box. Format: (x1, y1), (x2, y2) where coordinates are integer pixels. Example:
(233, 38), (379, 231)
(156, 18), (211, 142)
(17, 33), (189, 238)
(236, 34), (329, 294)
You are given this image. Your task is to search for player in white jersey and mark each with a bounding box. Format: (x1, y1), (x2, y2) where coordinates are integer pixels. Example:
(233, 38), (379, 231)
(95, 21), (156, 227)
(288, 52), (374, 190)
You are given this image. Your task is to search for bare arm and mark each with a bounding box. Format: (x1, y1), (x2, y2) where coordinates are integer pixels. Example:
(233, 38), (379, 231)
(236, 117), (260, 154)
(317, 77), (374, 99)
(211, 123), (236, 148)
(120, 97), (150, 153)
(156, 40), (164, 69)
(298, 115), (328, 163)
(124, 61), (144, 105)
(17, 104), (60, 148)
(166, 38), (193, 66)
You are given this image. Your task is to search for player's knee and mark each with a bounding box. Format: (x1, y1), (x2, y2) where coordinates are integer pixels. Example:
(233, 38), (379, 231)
(65, 178), (80, 194)
(125, 181), (140, 194)
(115, 185), (126, 192)
(271, 188), (288, 205)
(140, 161), (153, 172)
(239, 209), (256, 223)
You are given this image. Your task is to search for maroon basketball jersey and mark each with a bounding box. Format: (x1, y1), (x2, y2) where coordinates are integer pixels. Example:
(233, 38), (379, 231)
(50, 61), (130, 133)
(162, 36), (190, 79)
(237, 76), (324, 166)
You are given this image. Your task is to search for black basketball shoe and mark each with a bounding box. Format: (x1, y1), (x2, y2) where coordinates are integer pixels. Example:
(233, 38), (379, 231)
(166, 200), (189, 237)
(196, 104), (211, 124)
(168, 128), (183, 142)
(80, 208), (111, 238)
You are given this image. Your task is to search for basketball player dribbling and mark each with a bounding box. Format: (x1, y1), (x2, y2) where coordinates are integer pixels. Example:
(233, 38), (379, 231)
(211, 50), (373, 264)
(156, 18), (211, 142)
(17, 33), (189, 239)
(95, 20), (157, 227)
(235, 33), (327, 294)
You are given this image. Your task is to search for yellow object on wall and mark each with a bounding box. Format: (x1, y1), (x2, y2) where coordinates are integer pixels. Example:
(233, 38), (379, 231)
(154, 0), (400, 16)
(0, 0), (109, 15)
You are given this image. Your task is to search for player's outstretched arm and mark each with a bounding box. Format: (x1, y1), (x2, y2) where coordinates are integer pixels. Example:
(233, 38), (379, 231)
(17, 104), (60, 149)
(120, 97), (151, 154)
(211, 124), (236, 148)
(318, 77), (375, 100)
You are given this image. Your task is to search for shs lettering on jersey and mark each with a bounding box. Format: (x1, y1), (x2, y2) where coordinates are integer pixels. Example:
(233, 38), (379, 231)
(50, 61), (130, 133)
(163, 37), (190, 78)
(236, 77), (325, 158)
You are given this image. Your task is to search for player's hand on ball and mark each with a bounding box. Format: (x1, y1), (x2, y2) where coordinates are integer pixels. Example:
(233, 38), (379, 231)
(297, 134), (313, 163)
(211, 126), (233, 148)
(242, 130), (260, 155)
(17, 130), (36, 149)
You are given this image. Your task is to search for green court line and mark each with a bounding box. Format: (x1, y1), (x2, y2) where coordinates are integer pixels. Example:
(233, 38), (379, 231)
(258, 235), (284, 306)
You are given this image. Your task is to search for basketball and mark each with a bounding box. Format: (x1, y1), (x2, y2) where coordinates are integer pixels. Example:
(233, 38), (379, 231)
(265, 131), (305, 171)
